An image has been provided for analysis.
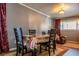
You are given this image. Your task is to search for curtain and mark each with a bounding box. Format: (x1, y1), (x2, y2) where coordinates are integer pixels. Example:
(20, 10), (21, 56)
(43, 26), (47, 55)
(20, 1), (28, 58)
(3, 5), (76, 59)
(0, 3), (9, 52)
(54, 19), (61, 36)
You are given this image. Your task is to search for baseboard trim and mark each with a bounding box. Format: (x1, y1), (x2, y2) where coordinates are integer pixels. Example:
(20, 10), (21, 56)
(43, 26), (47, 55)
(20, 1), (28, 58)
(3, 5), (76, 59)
(9, 48), (16, 51)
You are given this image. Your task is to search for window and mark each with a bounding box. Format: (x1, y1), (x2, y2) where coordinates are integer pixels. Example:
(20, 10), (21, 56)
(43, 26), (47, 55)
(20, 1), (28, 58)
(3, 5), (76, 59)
(60, 19), (78, 30)
(77, 20), (79, 29)
(67, 21), (76, 29)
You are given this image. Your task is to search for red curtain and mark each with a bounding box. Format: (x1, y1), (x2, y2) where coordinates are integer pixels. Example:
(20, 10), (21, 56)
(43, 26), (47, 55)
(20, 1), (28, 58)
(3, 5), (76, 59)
(54, 19), (61, 36)
(0, 3), (9, 52)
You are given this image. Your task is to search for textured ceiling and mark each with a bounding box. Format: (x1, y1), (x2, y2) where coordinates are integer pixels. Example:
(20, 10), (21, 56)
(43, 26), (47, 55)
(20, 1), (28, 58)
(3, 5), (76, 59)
(23, 3), (79, 18)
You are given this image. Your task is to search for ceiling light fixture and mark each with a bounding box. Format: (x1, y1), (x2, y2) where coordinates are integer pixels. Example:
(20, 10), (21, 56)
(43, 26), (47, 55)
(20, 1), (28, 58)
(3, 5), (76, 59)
(58, 4), (65, 14)
(58, 8), (64, 14)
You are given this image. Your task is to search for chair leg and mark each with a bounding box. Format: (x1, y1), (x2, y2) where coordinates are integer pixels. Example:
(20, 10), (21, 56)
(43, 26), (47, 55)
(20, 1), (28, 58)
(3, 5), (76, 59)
(53, 40), (56, 54)
(16, 51), (18, 56)
(40, 44), (42, 53)
(16, 48), (21, 56)
(25, 47), (27, 53)
(16, 47), (19, 56)
(22, 49), (24, 56)
(48, 45), (50, 56)
(19, 48), (21, 53)
(48, 47), (50, 56)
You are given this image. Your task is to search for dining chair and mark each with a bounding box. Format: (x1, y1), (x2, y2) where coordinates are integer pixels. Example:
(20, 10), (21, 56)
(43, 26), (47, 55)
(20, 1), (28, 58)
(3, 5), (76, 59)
(42, 31), (46, 35)
(48, 30), (50, 34)
(14, 27), (27, 56)
(39, 29), (56, 56)
(29, 29), (36, 36)
(48, 29), (56, 55)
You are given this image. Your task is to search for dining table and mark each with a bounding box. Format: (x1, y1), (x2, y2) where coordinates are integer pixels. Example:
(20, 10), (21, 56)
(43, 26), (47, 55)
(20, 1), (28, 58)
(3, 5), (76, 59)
(23, 34), (49, 43)
(23, 34), (56, 55)
(23, 34), (50, 53)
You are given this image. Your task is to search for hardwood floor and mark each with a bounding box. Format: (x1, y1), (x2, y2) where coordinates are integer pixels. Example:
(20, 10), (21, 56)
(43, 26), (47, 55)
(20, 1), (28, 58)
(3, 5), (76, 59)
(0, 45), (68, 56)
(0, 41), (79, 56)
(63, 41), (79, 49)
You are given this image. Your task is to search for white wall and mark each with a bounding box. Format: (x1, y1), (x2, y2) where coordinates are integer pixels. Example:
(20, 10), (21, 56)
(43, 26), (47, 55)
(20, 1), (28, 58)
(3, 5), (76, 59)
(6, 3), (51, 49)
(28, 11), (51, 34)
(6, 3), (29, 49)
(40, 17), (51, 32)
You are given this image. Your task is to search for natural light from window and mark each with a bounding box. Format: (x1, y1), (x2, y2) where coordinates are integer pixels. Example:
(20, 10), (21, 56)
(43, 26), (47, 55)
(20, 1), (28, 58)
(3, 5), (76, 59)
(60, 19), (78, 30)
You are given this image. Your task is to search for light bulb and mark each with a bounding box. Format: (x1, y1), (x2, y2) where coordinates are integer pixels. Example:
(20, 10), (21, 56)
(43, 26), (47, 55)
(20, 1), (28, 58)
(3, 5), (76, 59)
(58, 9), (64, 14)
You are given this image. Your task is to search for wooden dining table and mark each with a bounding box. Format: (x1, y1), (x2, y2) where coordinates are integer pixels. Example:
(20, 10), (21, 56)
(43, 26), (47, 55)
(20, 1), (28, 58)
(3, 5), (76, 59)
(23, 34), (50, 53)
(23, 34), (56, 56)
(23, 34), (49, 43)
